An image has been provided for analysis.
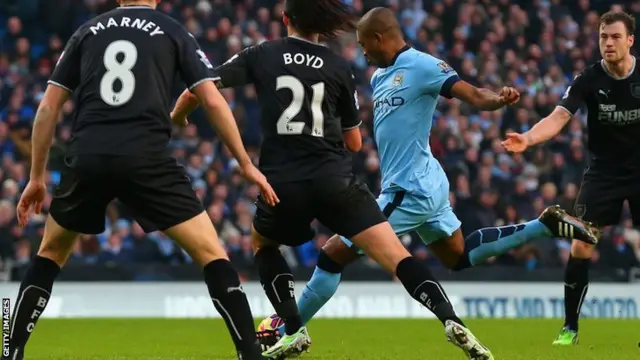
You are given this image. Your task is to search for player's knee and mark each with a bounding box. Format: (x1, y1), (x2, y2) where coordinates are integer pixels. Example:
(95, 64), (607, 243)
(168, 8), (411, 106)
(162, 212), (229, 266)
(193, 247), (229, 267)
(320, 235), (358, 269)
(441, 250), (466, 271)
(37, 231), (79, 267)
(316, 249), (345, 274)
(36, 247), (69, 267)
(178, 233), (229, 267)
(253, 246), (289, 276)
(570, 239), (595, 259)
(432, 230), (466, 271)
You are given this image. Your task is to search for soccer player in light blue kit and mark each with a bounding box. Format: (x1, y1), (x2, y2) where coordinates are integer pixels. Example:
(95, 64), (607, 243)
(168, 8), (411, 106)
(265, 7), (599, 358)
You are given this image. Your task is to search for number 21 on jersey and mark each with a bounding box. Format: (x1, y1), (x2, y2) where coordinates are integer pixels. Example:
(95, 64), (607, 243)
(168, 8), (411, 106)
(276, 75), (325, 137)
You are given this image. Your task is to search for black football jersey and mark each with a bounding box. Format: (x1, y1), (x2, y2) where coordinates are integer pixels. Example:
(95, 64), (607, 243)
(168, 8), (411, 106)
(212, 36), (361, 182)
(49, 5), (216, 157)
(559, 57), (640, 175)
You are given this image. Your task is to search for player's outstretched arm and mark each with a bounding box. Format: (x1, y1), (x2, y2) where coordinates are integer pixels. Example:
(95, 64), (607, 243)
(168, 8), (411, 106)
(450, 80), (520, 111)
(501, 106), (572, 153)
(190, 81), (248, 164)
(16, 84), (71, 226)
(171, 46), (256, 126)
(190, 80), (279, 206)
(31, 85), (71, 182)
(170, 89), (199, 126)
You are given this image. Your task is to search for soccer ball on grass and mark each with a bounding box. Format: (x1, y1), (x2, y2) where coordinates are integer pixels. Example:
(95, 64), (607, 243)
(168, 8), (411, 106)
(256, 314), (284, 355)
(257, 313), (284, 332)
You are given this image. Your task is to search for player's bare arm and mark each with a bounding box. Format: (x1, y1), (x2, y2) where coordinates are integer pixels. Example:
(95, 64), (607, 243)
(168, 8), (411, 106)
(502, 67), (586, 153)
(170, 81), (228, 125)
(170, 89), (198, 126)
(502, 107), (573, 153)
(450, 80), (520, 111)
(173, 31), (277, 205)
(190, 81), (279, 206)
(343, 127), (362, 152)
(17, 84), (71, 226)
(30, 85), (70, 182)
(171, 47), (256, 125)
(171, 72), (234, 121)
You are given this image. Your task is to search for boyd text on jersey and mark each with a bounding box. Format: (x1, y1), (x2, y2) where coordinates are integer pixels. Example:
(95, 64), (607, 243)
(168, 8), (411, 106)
(212, 37), (361, 182)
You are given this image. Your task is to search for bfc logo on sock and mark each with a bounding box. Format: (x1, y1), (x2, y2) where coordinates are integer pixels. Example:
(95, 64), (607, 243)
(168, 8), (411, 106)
(2, 298), (9, 358)
(419, 292), (433, 310)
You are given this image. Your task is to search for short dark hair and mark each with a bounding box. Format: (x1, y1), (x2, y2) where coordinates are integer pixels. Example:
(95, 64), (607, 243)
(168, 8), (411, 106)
(600, 11), (636, 35)
(284, 0), (357, 39)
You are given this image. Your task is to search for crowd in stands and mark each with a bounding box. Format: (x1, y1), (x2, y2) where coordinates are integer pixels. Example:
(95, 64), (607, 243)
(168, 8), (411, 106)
(1, 0), (640, 276)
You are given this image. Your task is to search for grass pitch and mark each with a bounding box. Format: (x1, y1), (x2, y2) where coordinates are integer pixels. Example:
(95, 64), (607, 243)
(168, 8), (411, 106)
(22, 318), (640, 359)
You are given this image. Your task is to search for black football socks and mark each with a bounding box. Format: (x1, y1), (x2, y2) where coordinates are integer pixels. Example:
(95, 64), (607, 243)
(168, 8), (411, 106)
(563, 256), (590, 331)
(9, 255), (60, 358)
(203, 259), (262, 359)
(254, 247), (303, 335)
(396, 256), (464, 326)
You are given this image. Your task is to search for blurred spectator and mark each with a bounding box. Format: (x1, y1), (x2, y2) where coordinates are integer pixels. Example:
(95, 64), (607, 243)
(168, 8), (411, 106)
(599, 226), (640, 270)
(97, 234), (133, 264)
(130, 222), (164, 263)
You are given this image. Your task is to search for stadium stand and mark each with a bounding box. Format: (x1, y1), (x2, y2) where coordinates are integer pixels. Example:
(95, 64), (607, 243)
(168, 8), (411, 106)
(1, 0), (639, 282)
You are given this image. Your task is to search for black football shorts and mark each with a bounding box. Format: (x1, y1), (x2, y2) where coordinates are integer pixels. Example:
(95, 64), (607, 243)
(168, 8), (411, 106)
(253, 175), (386, 246)
(573, 170), (640, 227)
(50, 155), (204, 234)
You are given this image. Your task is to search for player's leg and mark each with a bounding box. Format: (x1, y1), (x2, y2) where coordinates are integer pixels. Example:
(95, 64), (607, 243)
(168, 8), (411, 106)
(293, 188), (455, 335)
(163, 213), (264, 358)
(425, 187), (597, 270)
(343, 223), (494, 359)
(119, 156), (262, 359)
(362, 189), (493, 359)
(413, 204), (518, 356)
(10, 155), (111, 359)
(428, 205), (598, 270)
(317, 178), (493, 359)
(252, 181), (315, 358)
(554, 176), (618, 345)
(263, 236), (357, 341)
(9, 217), (79, 360)
(292, 235), (359, 332)
(293, 190), (414, 330)
(316, 181), (465, 325)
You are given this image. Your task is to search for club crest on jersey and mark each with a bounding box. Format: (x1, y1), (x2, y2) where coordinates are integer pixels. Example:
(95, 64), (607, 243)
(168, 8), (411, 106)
(630, 83), (640, 99)
(392, 71), (404, 87)
(437, 61), (454, 74)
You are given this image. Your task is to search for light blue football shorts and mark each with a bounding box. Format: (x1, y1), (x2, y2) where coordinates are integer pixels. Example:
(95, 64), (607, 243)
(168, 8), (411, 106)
(341, 179), (461, 254)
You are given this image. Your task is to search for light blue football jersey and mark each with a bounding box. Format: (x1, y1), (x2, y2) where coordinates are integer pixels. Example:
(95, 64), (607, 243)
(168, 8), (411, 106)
(371, 47), (459, 195)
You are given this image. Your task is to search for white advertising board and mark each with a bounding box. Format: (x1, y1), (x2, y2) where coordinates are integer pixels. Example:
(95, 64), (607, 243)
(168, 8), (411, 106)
(1, 282), (638, 319)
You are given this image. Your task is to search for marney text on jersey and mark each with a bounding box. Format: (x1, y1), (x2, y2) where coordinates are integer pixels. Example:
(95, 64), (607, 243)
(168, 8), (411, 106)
(90, 17), (165, 37)
(283, 53), (324, 69)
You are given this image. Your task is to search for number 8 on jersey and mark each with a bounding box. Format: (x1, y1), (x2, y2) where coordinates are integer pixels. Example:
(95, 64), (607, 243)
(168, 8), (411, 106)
(100, 40), (138, 107)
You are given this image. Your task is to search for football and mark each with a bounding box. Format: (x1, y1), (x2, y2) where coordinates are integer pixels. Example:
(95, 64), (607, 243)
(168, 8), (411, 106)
(257, 313), (284, 332)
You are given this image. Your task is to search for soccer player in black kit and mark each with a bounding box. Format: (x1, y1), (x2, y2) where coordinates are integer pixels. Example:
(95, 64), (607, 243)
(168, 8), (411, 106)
(8, 1), (279, 359)
(173, 0), (494, 359)
(503, 11), (639, 345)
